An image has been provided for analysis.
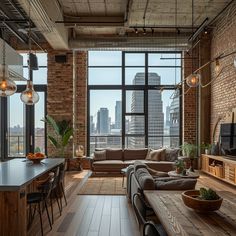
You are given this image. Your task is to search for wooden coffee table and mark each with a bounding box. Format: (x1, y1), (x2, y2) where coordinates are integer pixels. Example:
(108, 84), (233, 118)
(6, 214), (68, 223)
(144, 190), (236, 236)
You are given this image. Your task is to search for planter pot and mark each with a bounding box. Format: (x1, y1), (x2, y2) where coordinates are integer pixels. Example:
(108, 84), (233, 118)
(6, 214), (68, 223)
(176, 167), (183, 174)
(205, 149), (211, 155)
(182, 190), (223, 212)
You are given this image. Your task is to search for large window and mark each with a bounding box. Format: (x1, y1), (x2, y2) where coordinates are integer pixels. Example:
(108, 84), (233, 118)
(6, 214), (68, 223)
(88, 51), (181, 154)
(0, 53), (47, 160)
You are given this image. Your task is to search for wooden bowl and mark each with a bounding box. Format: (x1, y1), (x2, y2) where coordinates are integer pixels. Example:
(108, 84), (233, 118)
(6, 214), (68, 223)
(182, 190), (223, 212)
(27, 156), (45, 163)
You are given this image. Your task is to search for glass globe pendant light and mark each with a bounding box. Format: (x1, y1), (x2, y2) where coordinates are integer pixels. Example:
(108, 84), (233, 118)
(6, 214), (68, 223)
(20, 0), (39, 105)
(0, 28), (17, 97)
(20, 80), (39, 105)
(186, 73), (201, 87)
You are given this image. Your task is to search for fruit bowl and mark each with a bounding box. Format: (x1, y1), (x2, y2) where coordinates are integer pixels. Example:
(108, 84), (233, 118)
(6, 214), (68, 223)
(182, 190), (223, 212)
(27, 153), (46, 163)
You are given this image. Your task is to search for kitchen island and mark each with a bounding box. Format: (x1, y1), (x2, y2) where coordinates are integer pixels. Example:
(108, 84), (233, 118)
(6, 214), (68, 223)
(0, 158), (64, 236)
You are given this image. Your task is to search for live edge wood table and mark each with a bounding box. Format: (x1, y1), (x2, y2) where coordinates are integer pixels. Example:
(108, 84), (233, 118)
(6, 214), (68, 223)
(0, 158), (65, 236)
(144, 190), (236, 236)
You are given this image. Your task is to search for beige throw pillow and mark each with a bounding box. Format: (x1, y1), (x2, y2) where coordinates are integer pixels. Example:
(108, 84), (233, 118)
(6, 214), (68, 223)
(146, 149), (166, 161)
(93, 150), (106, 161)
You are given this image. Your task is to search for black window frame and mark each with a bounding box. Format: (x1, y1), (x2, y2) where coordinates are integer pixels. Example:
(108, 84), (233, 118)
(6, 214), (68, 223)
(87, 51), (182, 155)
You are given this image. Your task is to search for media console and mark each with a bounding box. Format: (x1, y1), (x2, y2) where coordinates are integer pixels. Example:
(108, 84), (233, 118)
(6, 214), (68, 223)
(201, 154), (236, 186)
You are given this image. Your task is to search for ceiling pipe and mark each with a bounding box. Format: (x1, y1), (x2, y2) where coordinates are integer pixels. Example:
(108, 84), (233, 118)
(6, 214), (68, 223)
(188, 17), (209, 42)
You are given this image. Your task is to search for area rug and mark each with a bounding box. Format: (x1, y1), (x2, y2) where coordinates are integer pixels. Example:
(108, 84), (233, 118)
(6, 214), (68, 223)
(78, 177), (126, 195)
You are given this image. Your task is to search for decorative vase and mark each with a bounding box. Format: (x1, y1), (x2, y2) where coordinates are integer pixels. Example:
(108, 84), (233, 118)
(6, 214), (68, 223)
(176, 167), (183, 174)
(75, 145), (84, 157)
(205, 149), (210, 155)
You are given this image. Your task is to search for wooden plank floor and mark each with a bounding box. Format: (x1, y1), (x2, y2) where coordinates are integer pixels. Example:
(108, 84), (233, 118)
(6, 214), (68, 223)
(28, 170), (236, 236)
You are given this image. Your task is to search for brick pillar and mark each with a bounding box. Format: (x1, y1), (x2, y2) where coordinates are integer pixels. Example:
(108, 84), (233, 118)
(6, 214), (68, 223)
(47, 50), (73, 157)
(75, 51), (88, 155)
(182, 51), (198, 144)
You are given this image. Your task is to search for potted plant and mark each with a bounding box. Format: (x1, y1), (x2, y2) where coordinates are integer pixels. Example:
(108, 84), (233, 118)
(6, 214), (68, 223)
(42, 115), (73, 158)
(181, 142), (198, 158)
(175, 160), (184, 174)
(180, 142), (198, 172)
(201, 143), (212, 155)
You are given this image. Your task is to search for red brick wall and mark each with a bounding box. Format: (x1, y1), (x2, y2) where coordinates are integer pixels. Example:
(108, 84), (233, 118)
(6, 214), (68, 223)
(210, 2), (236, 141)
(182, 51), (198, 144)
(47, 50), (87, 157)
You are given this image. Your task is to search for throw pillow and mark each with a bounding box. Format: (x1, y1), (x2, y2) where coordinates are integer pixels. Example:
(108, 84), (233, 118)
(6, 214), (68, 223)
(146, 149), (166, 161)
(165, 148), (180, 162)
(93, 150), (106, 161)
(155, 179), (197, 190)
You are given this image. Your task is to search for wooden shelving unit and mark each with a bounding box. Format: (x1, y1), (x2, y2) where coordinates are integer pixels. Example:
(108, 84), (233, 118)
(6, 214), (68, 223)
(201, 154), (236, 186)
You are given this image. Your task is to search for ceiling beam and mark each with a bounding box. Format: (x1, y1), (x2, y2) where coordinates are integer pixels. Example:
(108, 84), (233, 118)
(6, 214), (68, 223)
(0, 5), (28, 44)
(57, 16), (125, 27)
(17, 0), (68, 50)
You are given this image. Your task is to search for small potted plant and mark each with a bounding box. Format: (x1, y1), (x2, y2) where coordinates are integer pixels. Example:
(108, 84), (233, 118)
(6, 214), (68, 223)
(181, 142), (198, 158)
(175, 160), (184, 174)
(201, 142), (212, 155)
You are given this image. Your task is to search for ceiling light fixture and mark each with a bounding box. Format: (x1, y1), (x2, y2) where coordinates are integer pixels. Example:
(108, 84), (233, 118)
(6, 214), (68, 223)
(186, 0), (201, 88)
(215, 58), (220, 73)
(0, 27), (17, 97)
(21, 0), (39, 105)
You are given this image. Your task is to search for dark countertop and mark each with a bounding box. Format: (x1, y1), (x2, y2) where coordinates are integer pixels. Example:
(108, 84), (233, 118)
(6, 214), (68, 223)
(0, 158), (65, 191)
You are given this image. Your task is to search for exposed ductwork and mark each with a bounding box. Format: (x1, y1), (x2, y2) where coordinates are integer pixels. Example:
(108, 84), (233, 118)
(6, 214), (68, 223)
(17, 0), (68, 50)
(69, 35), (189, 51)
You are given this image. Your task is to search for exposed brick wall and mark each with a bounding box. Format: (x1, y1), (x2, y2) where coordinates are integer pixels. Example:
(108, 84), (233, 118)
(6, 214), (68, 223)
(75, 51), (87, 155)
(182, 51), (198, 144)
(210, 2), (236, 141)
(47, 50), (88, 157)
(47, 50), (74, 157)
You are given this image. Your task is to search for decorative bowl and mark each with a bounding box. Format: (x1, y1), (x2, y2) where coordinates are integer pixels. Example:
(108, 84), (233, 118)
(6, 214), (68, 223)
(27, 153), (45, 163)
(182, 190), (223, 212)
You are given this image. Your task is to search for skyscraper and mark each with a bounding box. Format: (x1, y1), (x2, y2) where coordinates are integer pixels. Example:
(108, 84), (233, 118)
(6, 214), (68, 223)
(90, 115), (95, 134)
(166, 105), (170, 127)
(115, 101), (121, 130)
(99, 108), (109, 134)
(96, 111), (100, 134)
(169, 91), (180, 147)
(129, 72), (164, 149)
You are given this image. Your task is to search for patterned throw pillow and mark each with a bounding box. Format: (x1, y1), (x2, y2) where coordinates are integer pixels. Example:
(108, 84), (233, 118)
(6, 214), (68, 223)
(165, 148), (180, 162)
(146, 149), (166, 161)
(93, 150), (106, 161)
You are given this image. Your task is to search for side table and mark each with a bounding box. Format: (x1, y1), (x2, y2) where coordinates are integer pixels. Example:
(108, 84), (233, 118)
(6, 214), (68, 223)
(67, 156), (85, 171)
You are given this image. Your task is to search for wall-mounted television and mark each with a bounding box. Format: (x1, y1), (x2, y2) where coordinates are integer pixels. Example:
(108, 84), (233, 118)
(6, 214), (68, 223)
(220, 123), (236, 159)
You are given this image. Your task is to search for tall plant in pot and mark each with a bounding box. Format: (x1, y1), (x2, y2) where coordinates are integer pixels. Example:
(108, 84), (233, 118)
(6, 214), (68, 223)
(181, 142), (198, 172)
(42, 115), (73, 158)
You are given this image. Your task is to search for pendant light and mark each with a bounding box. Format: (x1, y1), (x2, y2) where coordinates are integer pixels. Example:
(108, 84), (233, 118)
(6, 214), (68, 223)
(0, 28), (17, 97)
(20, 0), (39, 105)
(186, 0), (200, 88)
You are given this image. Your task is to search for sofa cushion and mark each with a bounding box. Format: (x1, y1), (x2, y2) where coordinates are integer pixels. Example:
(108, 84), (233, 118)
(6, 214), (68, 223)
(93, 160), (124, 170)
(143, 160), (174, 172)
(146, 149), (166, 161)
(106, 149), (123, 160)
(124, 160), (136, 166)
(123, 148), (148, 160)
(135, 168), (155, 190)
(165, 148), (180, 162)
(155, 178), (197, 190)
(93, 150), (106, 161)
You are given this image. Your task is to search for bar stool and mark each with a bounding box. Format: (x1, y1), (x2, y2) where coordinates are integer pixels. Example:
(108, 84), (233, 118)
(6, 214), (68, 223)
(27, 174), (54, 236)
(58, 163), (67, 209)
(50, 166), (62, 224)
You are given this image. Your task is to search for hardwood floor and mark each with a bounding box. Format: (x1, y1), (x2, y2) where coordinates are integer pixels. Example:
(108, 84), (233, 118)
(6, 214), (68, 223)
(46, 171), (139, 236)
(28, 170), (236, 236)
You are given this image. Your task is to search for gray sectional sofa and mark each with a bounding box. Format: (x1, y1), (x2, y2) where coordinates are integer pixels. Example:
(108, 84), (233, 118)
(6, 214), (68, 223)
(89, 148), (179, 173)
(127, 162), (197, 203)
